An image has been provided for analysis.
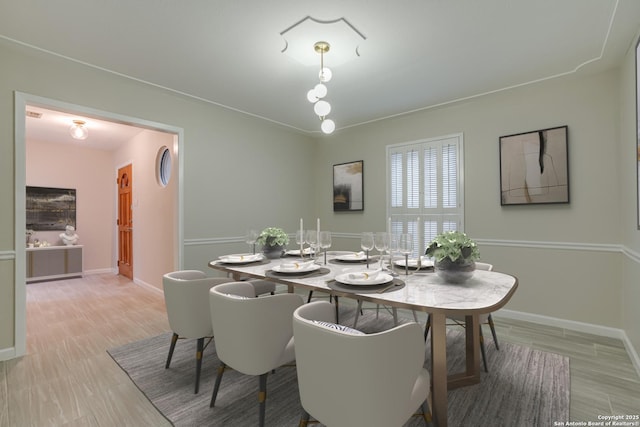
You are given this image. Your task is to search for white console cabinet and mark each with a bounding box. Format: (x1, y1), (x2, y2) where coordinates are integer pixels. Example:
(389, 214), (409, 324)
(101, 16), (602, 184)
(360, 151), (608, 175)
(26, 245), (83, 283)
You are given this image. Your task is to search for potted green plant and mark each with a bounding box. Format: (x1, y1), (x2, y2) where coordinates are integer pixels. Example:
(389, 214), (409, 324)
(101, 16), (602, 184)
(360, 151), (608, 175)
(425, 230), (480, 283)
(256, 227), (290, 259)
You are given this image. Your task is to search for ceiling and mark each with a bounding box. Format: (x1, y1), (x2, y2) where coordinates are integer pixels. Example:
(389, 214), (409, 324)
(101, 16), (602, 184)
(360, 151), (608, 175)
(3, 0), (640, 144)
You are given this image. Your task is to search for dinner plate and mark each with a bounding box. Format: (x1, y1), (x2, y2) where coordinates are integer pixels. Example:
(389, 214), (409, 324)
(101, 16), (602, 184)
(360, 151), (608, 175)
(335, 253), (368, 262)
(394, 257), (434, 268)
(335, 272), (393, 286)
(272, 263), (321, 274)
(218, 253), (263, 264)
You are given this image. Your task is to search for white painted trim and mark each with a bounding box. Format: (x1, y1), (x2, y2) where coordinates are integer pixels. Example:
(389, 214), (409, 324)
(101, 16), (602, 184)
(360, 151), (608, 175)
(12, 91), (184, 361)
(0, 347), (16, 362)
(0, 251), (16, 260)
(134, 278), (164, 294)
(84, 268), (115, 275)
(475, 238), (621, 252)
(495, 308), (640, 377)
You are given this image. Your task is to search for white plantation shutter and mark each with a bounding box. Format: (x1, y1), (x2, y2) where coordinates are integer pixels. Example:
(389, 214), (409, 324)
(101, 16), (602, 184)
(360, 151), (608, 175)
(386, 134), (464, 257)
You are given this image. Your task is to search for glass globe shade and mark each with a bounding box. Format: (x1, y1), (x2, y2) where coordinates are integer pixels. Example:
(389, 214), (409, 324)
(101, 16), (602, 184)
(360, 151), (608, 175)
(319, 67), (332, 83)
(69, 121), (88, 140)
(306, 89), (318, 103)
(321, 119), (335, 134)
(314, 100), (331, 116)
(314, 83), (327, 99)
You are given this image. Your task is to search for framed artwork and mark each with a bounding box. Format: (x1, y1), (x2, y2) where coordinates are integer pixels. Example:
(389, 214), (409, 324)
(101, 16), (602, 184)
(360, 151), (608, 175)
(499, 126), (569, 206)
(636, 35), (640, 229)
(26, 186), (77, 230)
(333, 160), (364, 211)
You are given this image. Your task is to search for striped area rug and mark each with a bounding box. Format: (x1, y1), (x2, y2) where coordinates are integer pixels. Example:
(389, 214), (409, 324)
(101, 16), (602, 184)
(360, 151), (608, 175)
(108, 308), (569, 426)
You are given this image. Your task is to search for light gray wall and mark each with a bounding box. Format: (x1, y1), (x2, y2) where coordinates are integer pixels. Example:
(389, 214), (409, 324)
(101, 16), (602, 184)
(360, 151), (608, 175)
(315, 68), (629, 331)
(618, 38), (640, 354)
(0, 38), (316, 353)
(1, 33), (639, 360)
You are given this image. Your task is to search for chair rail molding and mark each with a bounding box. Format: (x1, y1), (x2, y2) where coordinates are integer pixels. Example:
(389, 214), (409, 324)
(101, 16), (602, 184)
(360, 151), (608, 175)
(0, 250), (16, 260)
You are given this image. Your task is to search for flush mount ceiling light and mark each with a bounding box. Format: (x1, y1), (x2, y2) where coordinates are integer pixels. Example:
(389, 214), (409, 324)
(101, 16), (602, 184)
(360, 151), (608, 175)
(69, 120), (88, 140)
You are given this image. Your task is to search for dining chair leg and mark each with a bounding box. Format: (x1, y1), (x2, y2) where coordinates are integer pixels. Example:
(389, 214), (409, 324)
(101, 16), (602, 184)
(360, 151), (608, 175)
(210, 363), (226, 408)
(421, 400), (432, 424)
(165, 332), (179, 369)
(354, 300), (363, 328)
(479, 328), (488, 373)
(258, 373), (268, 427)
(488, 314), (500, 350)
(423, 314), (432, 341)
(299, 410), (311, 427)
(194, 337), (204, 394)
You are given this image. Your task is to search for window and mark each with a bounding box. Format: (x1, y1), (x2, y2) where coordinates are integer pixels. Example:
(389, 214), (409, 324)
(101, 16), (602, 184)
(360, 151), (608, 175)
(156, 146), (172, 187)
(387, 134), (464, 257)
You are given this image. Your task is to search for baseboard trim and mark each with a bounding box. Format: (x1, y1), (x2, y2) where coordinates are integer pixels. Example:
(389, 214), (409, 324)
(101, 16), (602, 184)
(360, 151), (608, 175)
(0, 346), (16, 362)
(84, 268), (114, 275)
(495, 308), (640, 377)
(134, 278), (163, 294)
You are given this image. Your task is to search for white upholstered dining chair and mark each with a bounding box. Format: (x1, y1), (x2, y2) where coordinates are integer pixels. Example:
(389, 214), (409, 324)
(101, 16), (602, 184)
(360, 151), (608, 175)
(162, 270), (232, 394)
(423, 261), (499, 372)
(293, 300), (431, 427)
(208, 281), (304, 427)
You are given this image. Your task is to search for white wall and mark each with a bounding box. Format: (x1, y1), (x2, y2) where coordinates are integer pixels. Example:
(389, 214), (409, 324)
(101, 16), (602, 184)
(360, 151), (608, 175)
(26, 139), (114, 272)
(112, 130), (176, 289)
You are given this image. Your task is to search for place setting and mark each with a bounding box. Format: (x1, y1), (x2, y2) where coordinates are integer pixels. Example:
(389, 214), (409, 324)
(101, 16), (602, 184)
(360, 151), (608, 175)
(266, 259), (330, 279)
(213, 253), (269, 266)
(326, 268), (405, 294)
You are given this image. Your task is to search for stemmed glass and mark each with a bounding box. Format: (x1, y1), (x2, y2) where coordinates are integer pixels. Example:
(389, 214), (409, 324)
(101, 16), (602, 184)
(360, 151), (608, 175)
(295, 230), (305, 258)
(319, 231), (332, 265)
(245, 229), (258, 255)
(305, 230), (318, 262)
(399, 233), (413, 275)
(360, 232), (374, 268)
(374, 232), (389, 269)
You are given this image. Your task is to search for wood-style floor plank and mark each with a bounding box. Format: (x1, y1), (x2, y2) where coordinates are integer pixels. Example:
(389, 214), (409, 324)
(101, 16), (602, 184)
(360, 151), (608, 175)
(0, 274), (638, 426)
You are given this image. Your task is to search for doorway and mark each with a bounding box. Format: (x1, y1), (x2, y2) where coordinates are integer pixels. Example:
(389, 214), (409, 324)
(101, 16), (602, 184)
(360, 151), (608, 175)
(13, 92), (184, 357)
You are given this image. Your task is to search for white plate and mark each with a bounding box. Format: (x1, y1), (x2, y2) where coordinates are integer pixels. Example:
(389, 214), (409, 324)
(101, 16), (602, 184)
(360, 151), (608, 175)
(335, 272), (393, 286)
(335, 253), (367, 262)
(394, 257), (434, 268)
(272, 263), (321, 274)
(218, 253), (263, 264)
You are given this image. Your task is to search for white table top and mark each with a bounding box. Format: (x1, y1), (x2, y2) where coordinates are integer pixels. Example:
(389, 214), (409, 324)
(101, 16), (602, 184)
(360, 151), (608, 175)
(209, 252), (518, 315)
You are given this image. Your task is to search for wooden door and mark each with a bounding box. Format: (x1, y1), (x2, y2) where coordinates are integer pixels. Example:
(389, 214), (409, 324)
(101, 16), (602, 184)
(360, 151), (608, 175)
(117, 164), (133, 279)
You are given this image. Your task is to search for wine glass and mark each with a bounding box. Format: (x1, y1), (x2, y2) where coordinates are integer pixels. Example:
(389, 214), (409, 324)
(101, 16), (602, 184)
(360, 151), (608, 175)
(399, 233), (413, 275)
(245, 229), (258, 254)
(305, 230), (318, 262)
(360, 232), (374, 268)
(319, 231), (332, 264)
(295, 230), (305, 258)
(374, 232), (389, 269)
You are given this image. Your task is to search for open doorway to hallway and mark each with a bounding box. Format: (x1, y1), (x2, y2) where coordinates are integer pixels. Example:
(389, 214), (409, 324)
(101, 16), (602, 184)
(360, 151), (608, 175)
(14, 92), (184, 357)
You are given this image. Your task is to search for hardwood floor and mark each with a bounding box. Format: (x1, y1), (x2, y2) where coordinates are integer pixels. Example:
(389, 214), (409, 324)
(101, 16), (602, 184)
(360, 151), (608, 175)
(1, 274), (639, 426)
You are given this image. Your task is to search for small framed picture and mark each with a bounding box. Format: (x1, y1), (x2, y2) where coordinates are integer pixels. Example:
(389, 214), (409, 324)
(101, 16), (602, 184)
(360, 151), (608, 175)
(499, 126), (569, 206)
(333, 160), (364, 211)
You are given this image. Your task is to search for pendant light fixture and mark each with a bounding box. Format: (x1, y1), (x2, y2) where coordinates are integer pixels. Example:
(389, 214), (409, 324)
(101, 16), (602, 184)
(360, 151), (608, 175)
(69, 120), (89, 140)
(307, 41), (335, 134)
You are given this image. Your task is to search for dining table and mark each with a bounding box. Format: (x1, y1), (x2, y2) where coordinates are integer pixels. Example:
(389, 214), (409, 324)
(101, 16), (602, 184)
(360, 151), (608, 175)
(209, 251), (518, 427)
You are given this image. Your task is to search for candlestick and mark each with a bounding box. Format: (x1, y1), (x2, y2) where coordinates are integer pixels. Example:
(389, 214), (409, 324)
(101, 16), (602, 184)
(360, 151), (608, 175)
(300, 218), (304, 258)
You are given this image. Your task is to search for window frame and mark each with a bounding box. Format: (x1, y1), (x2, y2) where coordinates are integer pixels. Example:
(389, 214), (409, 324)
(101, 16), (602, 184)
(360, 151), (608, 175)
(386, 133), (465, 256)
